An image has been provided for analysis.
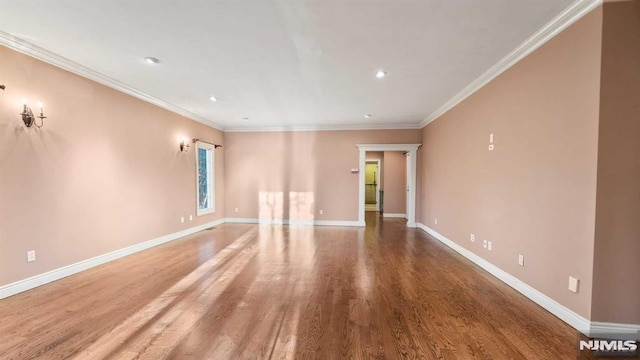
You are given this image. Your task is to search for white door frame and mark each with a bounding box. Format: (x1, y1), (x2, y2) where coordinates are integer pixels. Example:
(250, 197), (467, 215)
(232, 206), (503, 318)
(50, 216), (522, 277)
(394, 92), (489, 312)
(357, 144), (421, 227)
(406, 153), (410, 219)
(365, 159), (381, 211)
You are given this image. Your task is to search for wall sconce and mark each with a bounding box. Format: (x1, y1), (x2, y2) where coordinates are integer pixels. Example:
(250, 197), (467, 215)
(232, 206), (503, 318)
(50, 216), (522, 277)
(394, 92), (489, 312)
(21, 101), (47, 128)
(179, 138), (191, 153)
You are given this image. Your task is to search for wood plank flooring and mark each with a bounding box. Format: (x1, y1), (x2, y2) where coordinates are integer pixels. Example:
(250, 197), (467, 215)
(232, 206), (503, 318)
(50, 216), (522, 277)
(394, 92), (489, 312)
(0, 214), (584, 359)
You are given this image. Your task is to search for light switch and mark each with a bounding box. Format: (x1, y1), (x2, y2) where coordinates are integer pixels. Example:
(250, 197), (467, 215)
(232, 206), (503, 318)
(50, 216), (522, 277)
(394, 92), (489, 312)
(568, 276), (580, 293)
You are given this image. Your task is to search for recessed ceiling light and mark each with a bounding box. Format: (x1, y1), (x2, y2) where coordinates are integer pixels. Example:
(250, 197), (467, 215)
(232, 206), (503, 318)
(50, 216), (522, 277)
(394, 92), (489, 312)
(209, 96), (217, 102)
(144, 57), (160, 64)
(364, 114), (372, 118)
(375, 70), (387, 79)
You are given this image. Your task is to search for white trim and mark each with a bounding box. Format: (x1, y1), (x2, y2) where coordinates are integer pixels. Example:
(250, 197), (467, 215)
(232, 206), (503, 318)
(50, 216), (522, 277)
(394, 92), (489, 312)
(0, 1), (601, 135)
(357, 144), (421, 152)
(3, 213), (637, 337)
(589, 322), (640, 339)
(0, 218), (226, 300)
(224, 218), (363, 227)
(0, 30), (223, 131)
(419, 0), (602, 128)
(415, 223), (592, 334)
(195, 141), (216, 216)
(223, 123), (421, 132)
(358, 149), (367, 225)
(224, 217), (261, 224)
(313, 220), (365, 227)
(383, 213), (406, 218)
(357, 144), (421, 227)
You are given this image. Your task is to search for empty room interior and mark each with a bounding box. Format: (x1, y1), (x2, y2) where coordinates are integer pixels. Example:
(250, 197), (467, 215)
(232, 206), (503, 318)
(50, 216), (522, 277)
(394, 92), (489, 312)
(1, 0), (639, 359)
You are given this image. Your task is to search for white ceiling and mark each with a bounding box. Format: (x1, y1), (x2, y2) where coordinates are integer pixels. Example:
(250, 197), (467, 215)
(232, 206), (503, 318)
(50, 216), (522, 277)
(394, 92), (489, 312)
(0, 0), (580, 131)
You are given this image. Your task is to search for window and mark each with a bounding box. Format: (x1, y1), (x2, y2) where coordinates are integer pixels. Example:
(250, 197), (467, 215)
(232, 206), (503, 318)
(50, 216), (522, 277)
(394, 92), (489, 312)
(196, 141), (215, 215)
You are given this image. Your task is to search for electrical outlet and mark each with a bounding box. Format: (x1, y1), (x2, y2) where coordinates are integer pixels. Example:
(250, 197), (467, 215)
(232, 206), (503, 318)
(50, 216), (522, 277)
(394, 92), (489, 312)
(234, 208), (239, 213)
(27, 250), (36, 263)
(470, 233), (475, 242)
(435, 218), (438, 225)
(181, 217), (184, 224)
(483, 239), (488, 249)
(189, 215), (193, 221)
(488, 144), (495, 151)
(568, 277), (580, 293)
(518, 254), (524, 266)
(319, 209), (323, 215)
(488, 241), (492, 251)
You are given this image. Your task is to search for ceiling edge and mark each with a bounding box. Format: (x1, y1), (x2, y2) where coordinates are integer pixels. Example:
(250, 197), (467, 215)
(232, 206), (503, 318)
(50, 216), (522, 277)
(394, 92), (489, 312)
(419, 0), (603, 129)
(224, 122), (422, 133)
(0, 30), (224, 131)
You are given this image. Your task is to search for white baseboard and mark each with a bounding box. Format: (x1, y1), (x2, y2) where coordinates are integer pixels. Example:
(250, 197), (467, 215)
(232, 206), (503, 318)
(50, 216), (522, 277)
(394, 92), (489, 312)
(589, 322), (640, 339)
(0, 218), (226, 300)
(3, 216), (637, 338)
(415, 223), (592, 334)
(15, 217), (637, 337)
(224, 218), (364, 227)
(223, 217), (259, 224)
(383, 213), (406, 218)
(314, 220), (365, 227)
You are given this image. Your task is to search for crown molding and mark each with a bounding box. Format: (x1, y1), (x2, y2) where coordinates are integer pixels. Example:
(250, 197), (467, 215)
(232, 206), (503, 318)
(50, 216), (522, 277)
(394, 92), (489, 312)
(0, 30), (224, 131)
(223, 122), (422, 133)
(419, 0), (602, 129)
(1, 0), (601, 134)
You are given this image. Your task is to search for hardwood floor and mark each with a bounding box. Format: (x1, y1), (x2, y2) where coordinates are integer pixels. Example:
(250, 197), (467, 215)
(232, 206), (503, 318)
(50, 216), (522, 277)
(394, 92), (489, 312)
(0, 214), (584, 359)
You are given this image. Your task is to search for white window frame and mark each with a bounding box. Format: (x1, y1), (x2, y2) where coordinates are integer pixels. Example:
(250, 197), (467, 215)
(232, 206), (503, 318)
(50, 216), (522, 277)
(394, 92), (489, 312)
(195, 141), (215, 216)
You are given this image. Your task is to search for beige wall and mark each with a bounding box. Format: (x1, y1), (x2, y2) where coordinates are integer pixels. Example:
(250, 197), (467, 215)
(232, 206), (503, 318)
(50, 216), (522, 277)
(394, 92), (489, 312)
(0, 46), (225, 287)
(224, 130), (421, 222)
(365, 151), (383, 162)
(383, 152), (406, 214)
(592, 0), (640, 324)
(418, 8), (603, 318)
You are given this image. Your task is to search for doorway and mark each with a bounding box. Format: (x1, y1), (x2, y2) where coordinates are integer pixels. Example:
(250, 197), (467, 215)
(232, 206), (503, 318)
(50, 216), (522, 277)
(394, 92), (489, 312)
(364, 160), (381, 212)
(357, 144), (421, 227)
